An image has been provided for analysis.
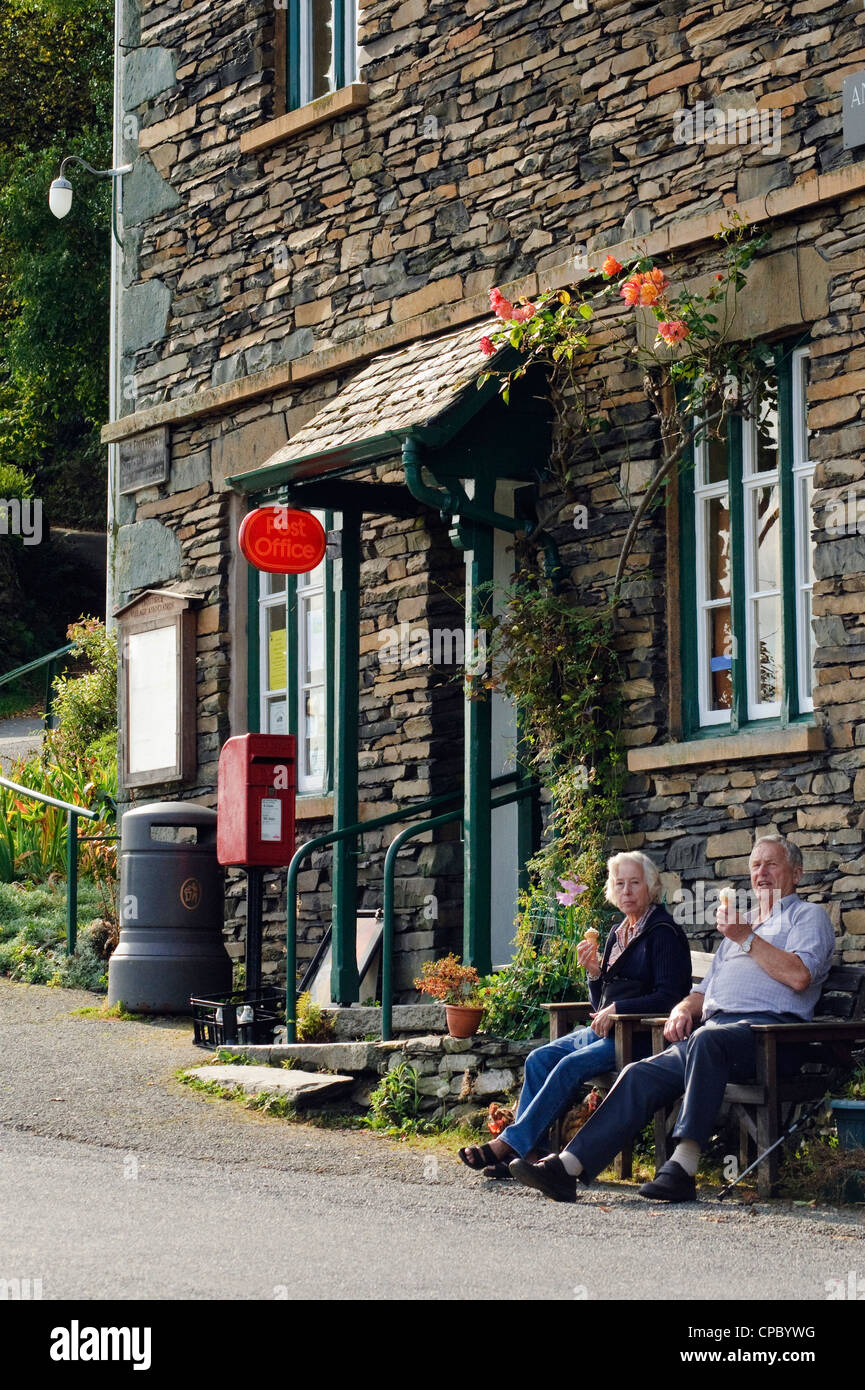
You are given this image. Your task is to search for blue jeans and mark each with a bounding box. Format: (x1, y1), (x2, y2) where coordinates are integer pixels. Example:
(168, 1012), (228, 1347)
(500, 1027), (617, 1159)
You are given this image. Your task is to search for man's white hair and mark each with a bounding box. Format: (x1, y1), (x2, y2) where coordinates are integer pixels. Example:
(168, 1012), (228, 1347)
(604, 850), (663, 907)
(751, 833), (803, 872)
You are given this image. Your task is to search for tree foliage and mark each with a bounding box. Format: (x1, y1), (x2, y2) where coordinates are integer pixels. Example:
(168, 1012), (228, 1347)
(0, 0), (113, 528)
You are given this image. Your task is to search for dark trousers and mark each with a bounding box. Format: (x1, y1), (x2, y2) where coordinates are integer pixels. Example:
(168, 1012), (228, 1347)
(565, 1011), (798, 1181)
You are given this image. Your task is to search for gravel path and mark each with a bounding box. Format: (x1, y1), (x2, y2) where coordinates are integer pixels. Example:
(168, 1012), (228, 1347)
(0, 978), (863, 1301)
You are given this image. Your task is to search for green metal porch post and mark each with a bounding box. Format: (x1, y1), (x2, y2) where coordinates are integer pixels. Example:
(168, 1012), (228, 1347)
(331, 509), (361, 1003)
(463, 480), (494, 975)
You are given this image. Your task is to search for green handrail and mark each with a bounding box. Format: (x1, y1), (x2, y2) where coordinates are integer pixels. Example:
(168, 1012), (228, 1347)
(0, 774), (99, 954)
(380, 781), (536, 1041)
(284, 772), (524, 1040)
(0, 642), (74, 726)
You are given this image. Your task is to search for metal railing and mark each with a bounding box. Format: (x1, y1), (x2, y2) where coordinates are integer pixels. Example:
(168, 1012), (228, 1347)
(284, 772), (532, 1041)
(380, 779), (536, 1040)
(0, 774), (100, 953)
(0, 643), (74, 725)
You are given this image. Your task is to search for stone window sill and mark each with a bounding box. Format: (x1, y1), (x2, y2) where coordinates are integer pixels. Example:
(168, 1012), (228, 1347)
(240, 84), (370, 155)
(296, 795), (333, 821)
(627, 723), (825, 773)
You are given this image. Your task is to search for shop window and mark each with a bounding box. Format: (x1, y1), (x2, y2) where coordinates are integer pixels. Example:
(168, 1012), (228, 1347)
(679, 343), (815, 736)
(253, 508), (333, 795)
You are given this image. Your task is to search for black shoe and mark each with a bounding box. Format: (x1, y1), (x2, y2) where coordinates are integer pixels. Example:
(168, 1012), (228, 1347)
(509, 1154), (578, 1203)
(639, 1160), (697, 1203)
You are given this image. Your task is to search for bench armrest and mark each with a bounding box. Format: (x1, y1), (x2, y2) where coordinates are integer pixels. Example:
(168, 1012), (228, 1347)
(748, 1021), (865, 1042)
(542, 1001), (592, 1040)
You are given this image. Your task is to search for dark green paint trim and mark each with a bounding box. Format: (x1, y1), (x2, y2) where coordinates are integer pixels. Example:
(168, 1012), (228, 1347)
(678, 443), (699, 740)
(331, 510), (361, 1003)
(287, 0), (301, 111)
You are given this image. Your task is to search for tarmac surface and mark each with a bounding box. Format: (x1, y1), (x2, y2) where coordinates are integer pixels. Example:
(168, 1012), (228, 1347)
(0, 978), (863, 1301)
(0, 717), (45, 773)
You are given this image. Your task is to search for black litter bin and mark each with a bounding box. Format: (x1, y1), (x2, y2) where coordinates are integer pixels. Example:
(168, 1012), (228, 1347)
(108, 801), (232, 1013)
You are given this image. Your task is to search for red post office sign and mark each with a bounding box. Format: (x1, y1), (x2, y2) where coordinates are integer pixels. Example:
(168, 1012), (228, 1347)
(238, 506), (327, 574)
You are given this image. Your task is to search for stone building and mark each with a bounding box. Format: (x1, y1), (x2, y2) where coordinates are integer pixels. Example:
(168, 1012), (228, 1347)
(106, 0), (865, 1000)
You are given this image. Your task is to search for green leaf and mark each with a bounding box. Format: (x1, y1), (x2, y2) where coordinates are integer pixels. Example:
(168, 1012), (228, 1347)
(578, 303), (593, 319)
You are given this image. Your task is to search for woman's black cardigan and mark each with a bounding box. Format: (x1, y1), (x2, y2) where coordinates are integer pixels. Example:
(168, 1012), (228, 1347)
(588, 904), (692, 1016)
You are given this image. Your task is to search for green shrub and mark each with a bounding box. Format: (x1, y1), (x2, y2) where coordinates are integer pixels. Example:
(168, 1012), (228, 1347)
(49, 617), (117, 760)
(0, 461), (33, 500)
(364, 1063), (427, 1133)
(295, 990), (334, 1043)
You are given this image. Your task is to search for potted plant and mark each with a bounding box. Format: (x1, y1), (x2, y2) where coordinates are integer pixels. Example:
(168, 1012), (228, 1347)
(414, 953), (484, 1038)
(828, 1066), (865, 1151)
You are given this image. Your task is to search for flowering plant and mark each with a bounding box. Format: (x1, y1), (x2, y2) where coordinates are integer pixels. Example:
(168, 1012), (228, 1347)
(414, 953), (483, 1007)
(478, 214), (775, 599)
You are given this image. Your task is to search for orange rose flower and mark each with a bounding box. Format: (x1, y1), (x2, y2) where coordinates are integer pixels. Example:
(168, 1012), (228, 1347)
(602, 254), (623, 278)
(639, 281), (661, 305)
(646, 267), (669, 293)
(656, 319), (690, 345)
(619, 275), (643, 306)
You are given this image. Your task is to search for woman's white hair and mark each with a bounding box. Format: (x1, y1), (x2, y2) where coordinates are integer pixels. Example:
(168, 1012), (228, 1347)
(604, 850), (663, 907)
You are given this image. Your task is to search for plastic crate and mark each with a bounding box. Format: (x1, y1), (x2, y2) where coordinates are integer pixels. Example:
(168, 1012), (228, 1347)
(191, 988), (285, 1049)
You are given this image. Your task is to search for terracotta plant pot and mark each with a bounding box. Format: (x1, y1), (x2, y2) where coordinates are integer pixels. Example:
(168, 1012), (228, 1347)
(445, 1003), (484, 1039)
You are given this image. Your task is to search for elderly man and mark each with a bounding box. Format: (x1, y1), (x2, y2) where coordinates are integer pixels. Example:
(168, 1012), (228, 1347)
(510, 834), (836, 1204)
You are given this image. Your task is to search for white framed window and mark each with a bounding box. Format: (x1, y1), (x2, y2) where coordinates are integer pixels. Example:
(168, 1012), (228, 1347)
(792, 347), (815, 716)
(292, 0), (358, 110)
(260, 573), (288, 737)
(256, 508), (330, 795)
(682, 342), (817, 735)
(694, 418), (733, 728)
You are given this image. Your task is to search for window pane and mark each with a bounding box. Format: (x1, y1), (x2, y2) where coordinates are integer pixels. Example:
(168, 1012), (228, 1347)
(799, 474), (815, 583)
(265, 573), (287, 596)
(304, 687), (325, 778)
(802, 588), (815, 682)
(699, 417), (728, 485)
(754, 400), (779, 473)
(706, 494), (730, 599)
(754, 596), (782, 704)
(267, 698), (287, 735)
(796, 354), (810, 464)
(752, 484), (780, 591)
(707, 605), (732, 710)
(303, 592), (324, 685)
(267, 605), (287, 692)
(310, 0), (334, 99)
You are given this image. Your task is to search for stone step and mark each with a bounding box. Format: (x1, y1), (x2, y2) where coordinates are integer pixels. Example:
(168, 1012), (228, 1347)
(185, 1064), (354, 1107)
(276, 1002), (448, 1041)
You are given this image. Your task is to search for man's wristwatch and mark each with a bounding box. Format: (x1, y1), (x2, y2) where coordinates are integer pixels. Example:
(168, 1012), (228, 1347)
(740, 932), (756, 954)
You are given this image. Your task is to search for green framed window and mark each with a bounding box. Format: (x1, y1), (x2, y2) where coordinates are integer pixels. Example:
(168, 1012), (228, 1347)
(248, 507), (334, 795)
(286, 0), (358, 111)
(679, 342), (815, 737)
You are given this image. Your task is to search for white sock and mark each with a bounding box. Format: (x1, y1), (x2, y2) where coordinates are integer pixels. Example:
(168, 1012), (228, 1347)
(559, 1150), (584, 1177)
(670, 1140), (700, 1176)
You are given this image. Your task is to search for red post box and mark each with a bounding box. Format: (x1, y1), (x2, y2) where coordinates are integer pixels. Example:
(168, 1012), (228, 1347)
(217, 734), (296, 868)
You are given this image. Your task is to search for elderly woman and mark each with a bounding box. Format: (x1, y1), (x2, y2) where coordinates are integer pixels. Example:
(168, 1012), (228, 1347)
(458, 850), (691, 1178)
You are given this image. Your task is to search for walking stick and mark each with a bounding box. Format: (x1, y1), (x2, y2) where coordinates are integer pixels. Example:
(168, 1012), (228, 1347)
(717, 1097), (827, 1201)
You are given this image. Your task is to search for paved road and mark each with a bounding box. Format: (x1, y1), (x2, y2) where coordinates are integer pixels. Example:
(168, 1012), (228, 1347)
(0, 717), (45, 773)
(0, 979), (863, 1301)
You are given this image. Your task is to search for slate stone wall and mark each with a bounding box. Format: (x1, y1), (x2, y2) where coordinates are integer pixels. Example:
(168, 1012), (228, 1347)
(114, 0), (865, 981)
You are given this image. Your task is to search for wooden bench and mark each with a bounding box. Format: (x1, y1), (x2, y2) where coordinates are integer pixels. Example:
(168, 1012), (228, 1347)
(649, 958), (865, 1197)
(544, 952), (865, 1195)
